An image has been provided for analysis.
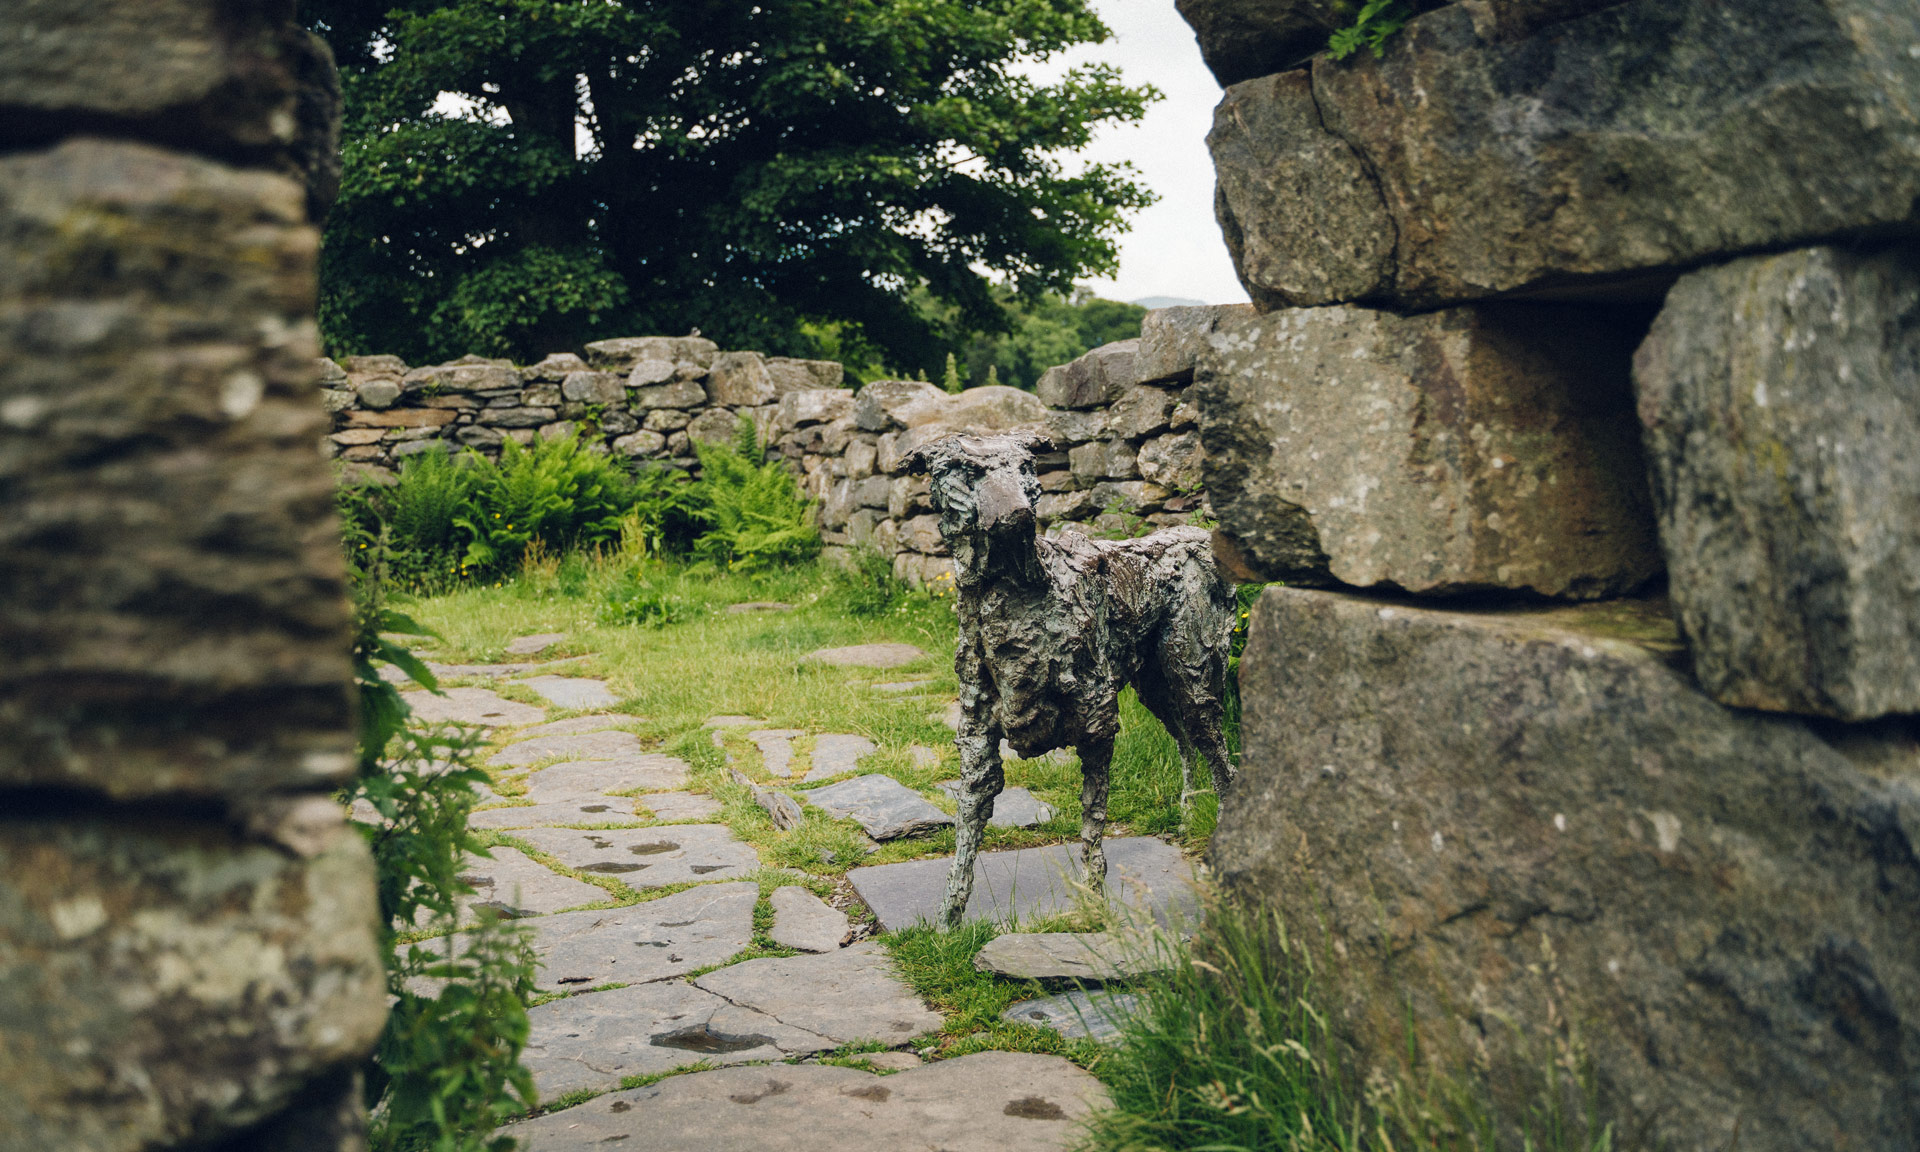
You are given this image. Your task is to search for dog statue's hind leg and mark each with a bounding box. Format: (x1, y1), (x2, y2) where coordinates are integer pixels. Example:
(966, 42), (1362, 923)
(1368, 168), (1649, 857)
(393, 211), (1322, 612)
(942, 644), (1003, 930)
(1075, 735), (1113, 895)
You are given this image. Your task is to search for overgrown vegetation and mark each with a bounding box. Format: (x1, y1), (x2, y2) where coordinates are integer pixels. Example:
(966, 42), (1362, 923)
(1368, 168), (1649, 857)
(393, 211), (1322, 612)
(1329, 0), (1419, 59)
(686, 421), (821, 570)
(338, 527), (538, 1151)
(1081, 893), (1614, 1152)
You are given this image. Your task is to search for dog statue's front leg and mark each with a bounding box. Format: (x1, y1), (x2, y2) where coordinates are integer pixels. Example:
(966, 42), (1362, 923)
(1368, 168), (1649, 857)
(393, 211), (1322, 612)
(1076, 735), (1113, 894)
(942, 643), (1003, 930)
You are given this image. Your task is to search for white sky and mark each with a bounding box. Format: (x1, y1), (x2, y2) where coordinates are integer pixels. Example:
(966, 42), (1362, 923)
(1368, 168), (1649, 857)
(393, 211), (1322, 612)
(1036, 0), (1247, 306)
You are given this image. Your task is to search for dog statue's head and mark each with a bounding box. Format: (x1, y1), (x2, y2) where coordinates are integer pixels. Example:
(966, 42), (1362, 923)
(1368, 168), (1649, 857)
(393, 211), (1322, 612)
(904, 430), (1054, 587)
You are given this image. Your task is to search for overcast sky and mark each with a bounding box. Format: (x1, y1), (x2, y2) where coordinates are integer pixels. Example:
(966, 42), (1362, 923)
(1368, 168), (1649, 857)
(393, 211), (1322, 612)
(1031, 0), (1248, 306)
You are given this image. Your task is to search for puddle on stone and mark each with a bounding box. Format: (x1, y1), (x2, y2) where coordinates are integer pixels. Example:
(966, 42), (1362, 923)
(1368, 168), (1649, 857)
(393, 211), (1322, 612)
(843, 1084), (890, 1102)
(689, 864), (727, 875)
(1004, 1096), (1066, 1121)
(609, 1101), (632, 1113)
(650, 1024), (776, 1054)
(583, 862), (647, 873)
(579, 804), (611, 813)
(628, 841), (679, 855)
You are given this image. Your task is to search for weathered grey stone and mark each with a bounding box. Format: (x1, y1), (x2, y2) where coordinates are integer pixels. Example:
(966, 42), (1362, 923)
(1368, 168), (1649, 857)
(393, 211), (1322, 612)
(974, 932), (1166, 983)
(468, 795), (647, 830)
(521, 981), (833, 1103)
(522, 755), (692, 800)
(505, 632), (567, 656)
(1105, 386), (1174, 441)
(805, 775), (953, 840)
(402, 687), (545, 728)
(642, 407), (690, 432)
(612, 429), (667, 457)
(1036, 340), (1138, 410)
(583, 335), (718, 372)
(521, 352), (589, 381)
(805, 734), (877, 782)
(353, 378), (401, 409)
(873, 680), (935, 694)
(1044, 407), (1106, 446)
(706, 351), (775, 406)
(0, 139), (356, 800)
(628, 377), (708, 410)
(499, 1051), (1109, 1151)
(519, 675), (619, 710)
(899, 513), (945, 554)
(935, 783), (1055, 829)
(559, 371), (625, 405)
(641, 792), (723, 821)
(1198, 303), (1660, 598)
(626, 358), (676, 386)
(686, 406), (743, 446)
(391, 437), (451, 459)
(405, 359), (520, 394)
(1635, 245), (1920, 720)
(736, 770), (805, 830)
(512, 825), (758, 886)
(477, 406), (555, 428)
(766, 356), (845, 393)
(802, 643), (929, 668)
(520, 383), (562, 407)
(510, 714), (631, 738)
(693, 941), (942, 1042)
(943, 384), (1050, 431)
(1213, 0), (1920, 311)
(769, 886), (849, 952)
(1135, 304), (1256, 383)
(0, 815), (386, 1152)
(491, 727), (642, 768)
(749, 729), (805, 777)
(778, 387), (855, 428)
(849, 837), (1200, 932)
(1221, 585), (1920, 1152)
(521, 882), (756, 991)
(452, 846), (608, 919)
(1136, 431), (1202, 491)
(1002, 990), (1142, 1044)
(853, 378), (947, 432)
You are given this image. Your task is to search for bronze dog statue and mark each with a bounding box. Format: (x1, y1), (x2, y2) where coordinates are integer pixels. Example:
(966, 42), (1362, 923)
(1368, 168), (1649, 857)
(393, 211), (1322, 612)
(905, 431), (1237, 929)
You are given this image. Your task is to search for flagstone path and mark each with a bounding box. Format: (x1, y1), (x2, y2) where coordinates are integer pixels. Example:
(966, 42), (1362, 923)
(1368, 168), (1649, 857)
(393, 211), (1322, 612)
(381, 637), (1186, 1151)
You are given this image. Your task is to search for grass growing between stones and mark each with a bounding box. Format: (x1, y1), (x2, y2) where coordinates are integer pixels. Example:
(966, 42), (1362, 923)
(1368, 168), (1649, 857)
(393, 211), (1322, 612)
(884, 919), (1111, 1066)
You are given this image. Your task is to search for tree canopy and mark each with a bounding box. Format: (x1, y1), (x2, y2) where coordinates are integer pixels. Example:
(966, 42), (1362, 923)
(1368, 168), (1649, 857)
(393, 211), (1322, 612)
(304, 0), (1159, 372)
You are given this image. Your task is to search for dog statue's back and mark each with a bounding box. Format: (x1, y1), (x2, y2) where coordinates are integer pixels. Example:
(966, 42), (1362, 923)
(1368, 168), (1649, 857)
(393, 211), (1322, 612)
(905, 431), (1236, 929)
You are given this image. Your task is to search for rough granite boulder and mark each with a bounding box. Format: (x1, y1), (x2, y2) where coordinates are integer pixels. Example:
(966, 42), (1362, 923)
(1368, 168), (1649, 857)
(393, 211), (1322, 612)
(1037, 340), (1139, 410)
(1197, 303), (1660, 598)
(583, 335), (717, 372)
(1219, 585), (1920, 1152)
(705, 351), (776, 407)
(765, 357), (844, 393)
(0, 814), (387, 1152)
(1209, 0), (1920, 311)
(1135, 304), (1256, 384)
(1635, 244), (1920, 720)
(0, 138), (356, 798)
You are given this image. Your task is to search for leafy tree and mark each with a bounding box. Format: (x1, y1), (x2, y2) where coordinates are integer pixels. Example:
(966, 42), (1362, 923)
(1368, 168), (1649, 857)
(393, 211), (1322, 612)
(961, 287), (1146, 390)
(304, 0), (1158, 368)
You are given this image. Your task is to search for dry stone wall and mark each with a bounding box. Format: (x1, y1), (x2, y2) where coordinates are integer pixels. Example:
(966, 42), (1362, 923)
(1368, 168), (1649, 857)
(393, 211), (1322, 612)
(0, 3), (385, 1150)
(1189, 0), (1920, 1148)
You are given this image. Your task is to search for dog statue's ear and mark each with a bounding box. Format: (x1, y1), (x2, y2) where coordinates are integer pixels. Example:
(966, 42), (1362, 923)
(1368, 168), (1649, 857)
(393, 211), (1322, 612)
(902, 435), (953, 476)
(1010, 429), (1055, 456)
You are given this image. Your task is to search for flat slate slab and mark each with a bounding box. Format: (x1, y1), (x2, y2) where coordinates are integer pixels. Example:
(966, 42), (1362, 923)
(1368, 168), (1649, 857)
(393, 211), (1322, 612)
(804, 733), (876, 781)
(1003, 990), (1143, 1044)
(506, 632), (567, 655)
(871, 680), (934, 693)
(935, 783), (1055, 828)
(703, 715), (764, 728)
(512, 715), (637, 739)
(489, 728), (643, 768)
(521, 755), (690, 800)
(768, 886), (848, 953)
(805, 774), (953, 840)
(498, 1051), (1110, 1152)
(522, 981), (834, 1102)
(383, 660), (540, 683)
(802, 642), (929, 669)
(459, 847), (608, 919)
(692, 942), (943, 1045)
(973, 932), (1166, 983)
(528, 882), (756, 991)
(403, 687), (544, 728)
(469, 795), (645, 830)
(642, 791), (722, 821)
(909, 744), (942, 769)
(748, 728), (804, 777)
(513, 825), (758, 886)
(847, 837), (1200, 932)
(520, 675), (619, 709)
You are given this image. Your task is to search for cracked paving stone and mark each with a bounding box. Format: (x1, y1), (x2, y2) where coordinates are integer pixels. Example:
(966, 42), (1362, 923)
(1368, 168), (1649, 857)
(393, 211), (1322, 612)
(848, 837), (1199, 932)
(972, 932), (1167, 983)
(805, 774), (952, 840)
(641, 792), (722, 821)
(489, 728), (643, 768)
(748, 729), (804, 777)
(803, 734), (876, 782)
(691, 942), (943, 1046)
(512, 825), (758, 886)
(518, 675), (620, 710)
(521, 755), (690, 800)
(768, 886), (848, 953)
(532, 882), (756, 992)
(442, 847), (608, 922)
(522, 981), (834, 1102)
(506, 632), (567, 656)
(496, 1051), (1110, 1151)
(1002, 989), (1142, 1043)
(403, 687), (544, 728)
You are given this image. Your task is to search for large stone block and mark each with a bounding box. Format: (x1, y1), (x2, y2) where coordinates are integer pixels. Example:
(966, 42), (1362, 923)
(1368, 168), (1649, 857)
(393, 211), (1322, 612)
(1037, 340), (1138, 410)
(582, 335), (717, 372)
(1220, 585), (1920, 1152)
(1635, 245), (1920, 720)
(765, 357), (844, 394)
(705, 351), (776, 407)
(1136, 304), (1255, 384)
(1212, 0), (1920, 311)
(1197, 303), (1659, 598)
(0, 138), (355, 798)
(0, 813), (386, 1152)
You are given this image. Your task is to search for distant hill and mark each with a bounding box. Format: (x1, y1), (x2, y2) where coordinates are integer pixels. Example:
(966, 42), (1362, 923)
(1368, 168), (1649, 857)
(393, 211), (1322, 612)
(1130, 295), (1207, 309)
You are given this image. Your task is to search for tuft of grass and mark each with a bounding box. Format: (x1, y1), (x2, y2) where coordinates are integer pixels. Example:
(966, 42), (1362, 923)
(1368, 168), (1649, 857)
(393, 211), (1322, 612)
(880, 920), (1106, 1066)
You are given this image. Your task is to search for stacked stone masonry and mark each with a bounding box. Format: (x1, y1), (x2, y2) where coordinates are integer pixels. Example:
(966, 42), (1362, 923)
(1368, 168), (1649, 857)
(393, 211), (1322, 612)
(1189, 0), (1920, 1149)
(0, 3), (385, 1150)
(325, 307), (1229, 587)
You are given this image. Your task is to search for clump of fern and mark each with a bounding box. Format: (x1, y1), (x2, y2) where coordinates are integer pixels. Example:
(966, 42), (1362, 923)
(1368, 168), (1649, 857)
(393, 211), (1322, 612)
(686, 418), (821, 570)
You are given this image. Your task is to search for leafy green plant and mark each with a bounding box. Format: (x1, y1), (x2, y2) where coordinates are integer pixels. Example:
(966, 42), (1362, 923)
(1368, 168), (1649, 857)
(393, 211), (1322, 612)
(1329, 0), (1418, 59)
(686, 420), (822, 570)
(454, 433), (643, 575)
(601, 571), (685, 627)
(828, 547), (911, 618)
(1223, 581), (1270, 765)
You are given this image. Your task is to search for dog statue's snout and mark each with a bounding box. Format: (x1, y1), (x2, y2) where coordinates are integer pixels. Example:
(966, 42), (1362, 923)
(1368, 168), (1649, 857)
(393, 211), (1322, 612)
(974, 470), (1034, 533)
